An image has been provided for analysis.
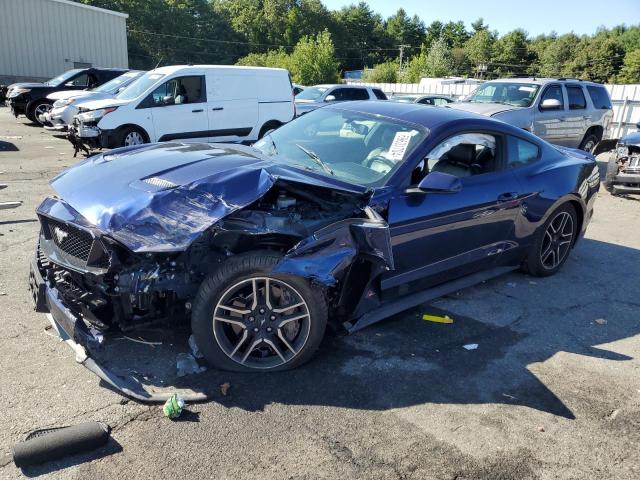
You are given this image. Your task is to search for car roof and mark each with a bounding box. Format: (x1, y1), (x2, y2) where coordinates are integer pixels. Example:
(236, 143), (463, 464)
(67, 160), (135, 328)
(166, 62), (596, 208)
(487, 77), (604, 87)
(150, 65), (288, 75)
(313, 84), (370, 89)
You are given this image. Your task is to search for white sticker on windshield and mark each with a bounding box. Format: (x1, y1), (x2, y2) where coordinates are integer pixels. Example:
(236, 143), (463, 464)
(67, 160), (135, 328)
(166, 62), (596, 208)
(519, 86), (536, 92)
(387, 131), (413, 160)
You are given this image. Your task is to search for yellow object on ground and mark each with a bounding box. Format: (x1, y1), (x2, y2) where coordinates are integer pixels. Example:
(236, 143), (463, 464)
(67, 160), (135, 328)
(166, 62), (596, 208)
(422, 314), (453, 324)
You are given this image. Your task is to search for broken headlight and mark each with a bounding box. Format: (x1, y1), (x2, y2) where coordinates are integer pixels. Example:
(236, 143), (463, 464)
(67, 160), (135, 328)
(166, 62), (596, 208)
(617, 145), (629, 157)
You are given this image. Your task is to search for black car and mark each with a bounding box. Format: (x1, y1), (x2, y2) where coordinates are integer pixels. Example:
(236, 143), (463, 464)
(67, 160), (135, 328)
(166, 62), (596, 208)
(5, 68), (128, 125)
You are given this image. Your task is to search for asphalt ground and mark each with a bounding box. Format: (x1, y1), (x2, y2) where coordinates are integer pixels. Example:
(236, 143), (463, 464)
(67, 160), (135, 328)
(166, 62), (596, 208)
(0, 107), (638, 479)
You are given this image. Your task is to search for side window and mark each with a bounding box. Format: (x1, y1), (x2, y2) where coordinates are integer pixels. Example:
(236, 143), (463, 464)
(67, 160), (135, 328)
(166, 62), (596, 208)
(433, 98), (449, 106)
(566, 86), (586, 110)
(372, 88), (387, 100)
(339, 88), (369, 101)
(68, 73), (89, 87)
(540, 85), (564, 110)
(411, 133), (499, 184)
(506, 136), (540, 169)
(419, 98), (434, 105)
(145, 76), (205, 107)
(586, 85), (612, 109)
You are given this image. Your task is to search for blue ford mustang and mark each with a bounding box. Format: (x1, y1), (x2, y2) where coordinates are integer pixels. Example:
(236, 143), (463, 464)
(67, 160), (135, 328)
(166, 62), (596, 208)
(30, 101), (600, 380)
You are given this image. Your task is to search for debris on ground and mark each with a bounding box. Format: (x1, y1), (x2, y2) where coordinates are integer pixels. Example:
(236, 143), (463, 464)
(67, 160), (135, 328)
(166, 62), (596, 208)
(220, 382), (231, 396)
(12, 422), (110, 467)
(538, 426), (546, 432)
(595, 318), (608, 325)
(163, 394), (185, 419)
(176, 352), (206, 377)
(188, 334), (203, 359)
(121, 335), (161, 346)
(463, 343), (479, 350)
(422, 314), (454, 324)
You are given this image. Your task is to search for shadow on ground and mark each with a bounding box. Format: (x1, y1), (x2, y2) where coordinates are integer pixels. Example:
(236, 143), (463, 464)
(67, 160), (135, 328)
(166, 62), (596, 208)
(72, 238), (639, 420)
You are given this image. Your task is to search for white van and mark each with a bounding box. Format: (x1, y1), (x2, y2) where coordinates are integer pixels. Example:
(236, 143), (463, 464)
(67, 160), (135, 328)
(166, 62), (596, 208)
(70, 65), (295, 149)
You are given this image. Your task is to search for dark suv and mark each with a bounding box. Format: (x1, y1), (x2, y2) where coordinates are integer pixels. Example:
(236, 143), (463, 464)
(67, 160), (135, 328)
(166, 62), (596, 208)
(5, 68), (128, 125)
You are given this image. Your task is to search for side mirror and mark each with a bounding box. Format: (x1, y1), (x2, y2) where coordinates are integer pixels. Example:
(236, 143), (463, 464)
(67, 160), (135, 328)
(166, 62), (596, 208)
(162, 95), (175, 105)
(325, 94), (336, 102)
(408, 172), (462, 194)
(540, 98), (562, 110)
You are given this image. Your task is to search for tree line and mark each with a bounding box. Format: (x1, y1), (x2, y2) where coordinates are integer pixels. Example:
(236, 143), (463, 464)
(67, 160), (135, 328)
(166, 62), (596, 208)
(79, 1), (640, 85)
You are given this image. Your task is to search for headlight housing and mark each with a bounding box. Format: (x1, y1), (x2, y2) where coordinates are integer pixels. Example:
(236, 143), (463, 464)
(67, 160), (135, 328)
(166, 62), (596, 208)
(76, 106), (118, 122)
(8, 88), (31, 97)
(616, 145), (629, 157)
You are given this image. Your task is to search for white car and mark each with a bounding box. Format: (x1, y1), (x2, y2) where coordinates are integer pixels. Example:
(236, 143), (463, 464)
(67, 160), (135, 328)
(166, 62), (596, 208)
(70, 65), (295, 149)
(42, 71), (144, 130)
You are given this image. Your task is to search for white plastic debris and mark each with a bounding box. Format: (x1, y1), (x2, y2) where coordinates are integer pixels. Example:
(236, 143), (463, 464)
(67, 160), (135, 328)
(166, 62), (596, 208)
(176, 353), (206, 377)
(188, 334), (204, 359)
(463, 343), (479, 351)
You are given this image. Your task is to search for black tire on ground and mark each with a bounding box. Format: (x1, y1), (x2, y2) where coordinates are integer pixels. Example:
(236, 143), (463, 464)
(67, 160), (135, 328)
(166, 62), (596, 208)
(523, 203), (578, 277)
(117, 125), (148, 147)
(27, 100), (51, 125)
(603, 154), (619, 192)
(191, 251), (328, 372)
(258, 121), (281, 139)
(579, 132), (600, 152)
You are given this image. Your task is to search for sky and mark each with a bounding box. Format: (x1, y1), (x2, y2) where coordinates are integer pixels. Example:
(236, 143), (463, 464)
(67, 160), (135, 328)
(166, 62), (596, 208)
(322, 0), (640, 37)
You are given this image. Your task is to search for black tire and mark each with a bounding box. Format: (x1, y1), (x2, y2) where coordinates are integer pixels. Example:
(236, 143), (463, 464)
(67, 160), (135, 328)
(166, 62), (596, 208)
(191, 251), (328, 372)
(603, 153), (619, 193)
(117, 126), (148, 147)
(523, 203), (578, 277)
(27, 100), (52, 125)
(579, 132), (600, 153)
(258, 121), (281, 139)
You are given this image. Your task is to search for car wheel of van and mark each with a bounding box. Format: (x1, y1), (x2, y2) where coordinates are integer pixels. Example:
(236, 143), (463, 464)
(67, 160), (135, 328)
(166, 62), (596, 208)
(258, 121), (282, 139)
(603, 154), (619, 192)
(118, 126), (147, 147)
(28, 101), (52, 125)
(523, 204), (578, 277)
(579, 133), (599, 153)
(191, 251), (328, 372)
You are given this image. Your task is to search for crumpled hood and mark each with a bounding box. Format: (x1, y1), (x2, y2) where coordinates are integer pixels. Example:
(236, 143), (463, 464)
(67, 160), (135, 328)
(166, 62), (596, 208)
(44, 143), (366, 252)
(47, 90), (89, 101)
(76, 97), (131, 111)
(447, 102), (521, 117)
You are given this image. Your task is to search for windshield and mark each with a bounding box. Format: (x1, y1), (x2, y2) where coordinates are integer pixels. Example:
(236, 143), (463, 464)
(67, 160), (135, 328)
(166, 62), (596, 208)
(391, 96), (418, 103)
(253, 107), (426, 187)
(116, 72), (165, 100)
(468, 82), (540, 107)
(93, 71), (143, 93)
(295, 86), (329, 101)
(45, 69), (82, 87)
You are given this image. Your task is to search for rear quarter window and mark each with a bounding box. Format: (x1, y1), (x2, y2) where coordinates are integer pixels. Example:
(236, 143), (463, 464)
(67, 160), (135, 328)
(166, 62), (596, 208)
(507, 136), (540, 168)
(372, 89), (387, 100)
(586, 85), (612, 109)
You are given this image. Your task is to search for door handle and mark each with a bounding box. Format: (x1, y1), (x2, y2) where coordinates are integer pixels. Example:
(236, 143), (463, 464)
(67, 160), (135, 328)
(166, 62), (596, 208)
(191, 108), (204, 113)
(497, 192), (518, 203)
(211, 107), (224, 111)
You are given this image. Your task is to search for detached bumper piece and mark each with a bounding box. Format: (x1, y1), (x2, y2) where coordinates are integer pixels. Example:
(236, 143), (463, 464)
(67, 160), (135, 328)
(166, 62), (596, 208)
(29, 254), (209, 403)
(611, 172), (640, 194)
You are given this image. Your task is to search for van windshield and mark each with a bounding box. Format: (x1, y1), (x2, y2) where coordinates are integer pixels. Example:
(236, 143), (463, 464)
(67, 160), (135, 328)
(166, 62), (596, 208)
(117, 72), (166, 100)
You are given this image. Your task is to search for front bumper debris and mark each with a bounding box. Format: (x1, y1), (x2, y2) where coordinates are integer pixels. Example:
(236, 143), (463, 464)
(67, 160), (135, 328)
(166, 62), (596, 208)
(29, 253), (209, 403)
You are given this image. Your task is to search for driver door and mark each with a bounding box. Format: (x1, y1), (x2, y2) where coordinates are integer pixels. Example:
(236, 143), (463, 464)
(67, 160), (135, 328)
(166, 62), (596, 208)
(382, 132), (523, 293)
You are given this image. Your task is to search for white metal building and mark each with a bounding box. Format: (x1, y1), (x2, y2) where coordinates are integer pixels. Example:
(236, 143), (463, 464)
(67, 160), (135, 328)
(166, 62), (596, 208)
(0, 0), (128, 84)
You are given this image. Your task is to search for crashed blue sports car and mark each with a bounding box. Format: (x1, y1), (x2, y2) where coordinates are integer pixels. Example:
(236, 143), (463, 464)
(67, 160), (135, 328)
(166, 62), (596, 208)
(30, 101), (600, 376)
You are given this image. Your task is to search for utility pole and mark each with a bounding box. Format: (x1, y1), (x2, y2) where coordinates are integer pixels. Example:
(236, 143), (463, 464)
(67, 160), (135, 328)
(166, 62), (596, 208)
(398, 44), (410, 71)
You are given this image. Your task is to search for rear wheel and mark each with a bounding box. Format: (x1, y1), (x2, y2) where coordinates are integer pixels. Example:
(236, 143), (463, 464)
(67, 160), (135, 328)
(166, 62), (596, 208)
(191, 252), (327, 372)
(523, 204), (577, 277)
(579, 132), (600, 153)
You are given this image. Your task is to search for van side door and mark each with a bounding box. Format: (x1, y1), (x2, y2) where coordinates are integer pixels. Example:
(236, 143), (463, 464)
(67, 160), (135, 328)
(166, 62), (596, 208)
(141, 74), (208, 142)
(206, 72), (258, 142)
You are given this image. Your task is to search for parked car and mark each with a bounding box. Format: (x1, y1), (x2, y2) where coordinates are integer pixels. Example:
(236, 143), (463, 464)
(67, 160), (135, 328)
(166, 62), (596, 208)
(42, 71), (145, 130)
(447, 78), (613, 151)
(295, 84), (387, 116)
(390, 94), (453, 106)
(5, 68), (129, 125)
(30, 101), (599, 390)
(69, 65), (295, 150)
(604, 122), (640, 194)
(293, 84), (305, 96)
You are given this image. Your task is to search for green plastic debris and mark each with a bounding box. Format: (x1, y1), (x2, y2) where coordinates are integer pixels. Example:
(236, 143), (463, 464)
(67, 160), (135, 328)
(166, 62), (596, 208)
(163, 394), (185, 419)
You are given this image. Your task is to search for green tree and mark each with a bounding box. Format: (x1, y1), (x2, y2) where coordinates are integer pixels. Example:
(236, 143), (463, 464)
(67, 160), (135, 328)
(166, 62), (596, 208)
(363, 60), (399, 83)
(617, 49), (640, 83)
(493, 29), (534, 76)
(464, 29), (496, 76)
(289, 30), (340, 84)
(401, 38), (453, 82)
(385, 8), (425, 50)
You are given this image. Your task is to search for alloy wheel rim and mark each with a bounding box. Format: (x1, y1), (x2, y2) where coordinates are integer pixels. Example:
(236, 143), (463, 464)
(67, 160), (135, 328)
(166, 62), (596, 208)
(124, 131), (143, 145)
(213, 277), (311, 369)
(34, 104), (51, 123)
(583, 139), (595, 152)
(540, 211), (574, 270)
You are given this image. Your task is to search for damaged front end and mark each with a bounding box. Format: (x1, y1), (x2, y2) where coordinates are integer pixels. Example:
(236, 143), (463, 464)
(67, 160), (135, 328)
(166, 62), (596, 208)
(29, 144), (394, 397)
(604, 130), (640, 194)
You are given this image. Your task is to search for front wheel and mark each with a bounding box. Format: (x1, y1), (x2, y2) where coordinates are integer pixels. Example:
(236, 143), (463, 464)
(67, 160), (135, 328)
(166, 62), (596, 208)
(191, 252), (328, 372)
(523, 204), (578, 277)
(117, 126), (147, 147)
(28, 101), (52, 125)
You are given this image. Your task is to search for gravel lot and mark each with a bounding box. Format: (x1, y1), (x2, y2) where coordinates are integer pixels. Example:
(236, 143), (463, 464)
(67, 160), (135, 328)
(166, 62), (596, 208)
(1, 107), (639, 480)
